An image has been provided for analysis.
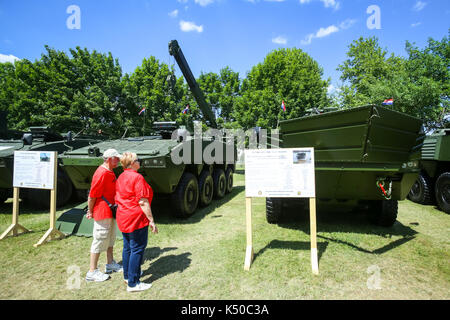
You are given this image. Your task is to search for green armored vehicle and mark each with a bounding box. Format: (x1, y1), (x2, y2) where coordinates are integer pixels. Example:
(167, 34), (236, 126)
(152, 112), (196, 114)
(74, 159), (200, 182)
(407, 129), (450, 213)
(60, 40), (236, 218)
(0, 114), (104, 207)
(266, 105), (424, 227)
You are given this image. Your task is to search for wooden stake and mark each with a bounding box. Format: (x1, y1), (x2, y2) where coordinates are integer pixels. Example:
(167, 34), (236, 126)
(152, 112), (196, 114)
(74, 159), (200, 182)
(244, 197), (254, 271)
(309, 197), (319, 275)
(0, 187), (30, 240)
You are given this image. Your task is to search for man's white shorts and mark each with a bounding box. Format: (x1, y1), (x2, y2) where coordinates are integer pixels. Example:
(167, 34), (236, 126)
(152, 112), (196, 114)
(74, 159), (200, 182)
(90, 218), (116, 254)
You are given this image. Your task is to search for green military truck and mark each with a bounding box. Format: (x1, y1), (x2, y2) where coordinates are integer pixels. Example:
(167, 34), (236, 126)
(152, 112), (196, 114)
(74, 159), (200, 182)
(407, 129), (450, 214)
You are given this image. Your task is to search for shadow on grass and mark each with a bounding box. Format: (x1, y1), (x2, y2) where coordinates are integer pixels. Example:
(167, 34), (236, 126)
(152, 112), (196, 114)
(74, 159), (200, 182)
(275, 201), (418, 255)
(254, 240), (329, 264)
(152, 185), (245, 225)
(141, 250), (192, 283)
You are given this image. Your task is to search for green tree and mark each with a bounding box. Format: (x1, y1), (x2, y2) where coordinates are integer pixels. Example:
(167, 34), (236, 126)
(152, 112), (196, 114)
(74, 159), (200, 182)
(235, 48), (329, 130)
(337, 34), (449, 129)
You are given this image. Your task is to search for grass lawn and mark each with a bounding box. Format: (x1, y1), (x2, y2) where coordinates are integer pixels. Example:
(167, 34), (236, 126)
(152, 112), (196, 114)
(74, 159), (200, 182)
(0, 173), (449, 299)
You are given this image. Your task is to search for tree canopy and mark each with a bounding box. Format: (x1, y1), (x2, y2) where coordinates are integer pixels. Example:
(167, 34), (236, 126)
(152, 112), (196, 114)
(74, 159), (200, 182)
(337, 32), (449, 129)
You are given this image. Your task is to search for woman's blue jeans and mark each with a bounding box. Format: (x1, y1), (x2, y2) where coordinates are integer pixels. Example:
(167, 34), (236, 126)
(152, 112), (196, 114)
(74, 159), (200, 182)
(122, 226), (148, 287)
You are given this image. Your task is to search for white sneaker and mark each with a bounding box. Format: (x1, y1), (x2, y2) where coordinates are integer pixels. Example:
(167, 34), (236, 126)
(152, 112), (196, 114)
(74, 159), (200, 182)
(105, 260), (123, 274)
(86, 269), (110, 282)
(127, 282), (152, 292)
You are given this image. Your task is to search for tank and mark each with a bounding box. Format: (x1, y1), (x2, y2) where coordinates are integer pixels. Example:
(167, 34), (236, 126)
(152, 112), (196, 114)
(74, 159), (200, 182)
(59, 40), (236, 219)
(0, 121), (104, 207)
(407, 128), (450, 213)
(266, 105), (424, 227)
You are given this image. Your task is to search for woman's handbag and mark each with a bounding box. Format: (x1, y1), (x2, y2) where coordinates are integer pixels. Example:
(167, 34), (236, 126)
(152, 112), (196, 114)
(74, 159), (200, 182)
(101, 196), (118, 219)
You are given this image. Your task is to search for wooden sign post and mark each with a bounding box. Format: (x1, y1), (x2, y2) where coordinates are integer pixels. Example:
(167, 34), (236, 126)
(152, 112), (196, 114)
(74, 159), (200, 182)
(0, 187), (31, 240)
(34, 151), (65, 247)
(0, 151), (65, 246)
(244, 148), (319, 275)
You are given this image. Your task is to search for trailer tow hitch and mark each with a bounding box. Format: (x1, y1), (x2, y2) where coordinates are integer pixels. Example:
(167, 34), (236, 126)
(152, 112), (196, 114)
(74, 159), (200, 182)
(376, 178), (392, 200)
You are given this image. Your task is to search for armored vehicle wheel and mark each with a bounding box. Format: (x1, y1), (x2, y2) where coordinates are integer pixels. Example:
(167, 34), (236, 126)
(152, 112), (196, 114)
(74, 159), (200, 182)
(198, 170), (214, 207)
(213, 168), (226, 199)
(368, 199), (398, 227)
(171, 172), (199, 218)
(0, 188), (9, 204)
(225, 167), (233, 194)
(22, 168), (74, 208)
(266, 198), (283, 224)
(408, 172), (434, 204)
(435, 172), (450, 214)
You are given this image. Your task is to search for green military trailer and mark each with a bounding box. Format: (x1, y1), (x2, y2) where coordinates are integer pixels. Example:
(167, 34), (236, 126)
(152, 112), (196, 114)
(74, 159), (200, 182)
(266, 105), (424, 227)
(407, 129), (450, 214)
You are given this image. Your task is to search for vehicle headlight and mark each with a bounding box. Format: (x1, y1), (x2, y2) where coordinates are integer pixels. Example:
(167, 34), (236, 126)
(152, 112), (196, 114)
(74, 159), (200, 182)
(142, 158), (165, 168)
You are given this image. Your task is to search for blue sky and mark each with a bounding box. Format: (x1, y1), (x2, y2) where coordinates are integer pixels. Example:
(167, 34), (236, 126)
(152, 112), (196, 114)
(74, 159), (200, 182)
(0, 0), (448, 93)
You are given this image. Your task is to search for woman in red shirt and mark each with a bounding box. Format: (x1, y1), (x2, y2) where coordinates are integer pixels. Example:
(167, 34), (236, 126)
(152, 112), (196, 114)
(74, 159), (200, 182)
(115, 152), (158, 292)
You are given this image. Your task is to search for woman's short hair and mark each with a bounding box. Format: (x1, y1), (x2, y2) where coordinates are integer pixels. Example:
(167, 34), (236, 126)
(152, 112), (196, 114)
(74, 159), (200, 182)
(120, 152), (137, 169)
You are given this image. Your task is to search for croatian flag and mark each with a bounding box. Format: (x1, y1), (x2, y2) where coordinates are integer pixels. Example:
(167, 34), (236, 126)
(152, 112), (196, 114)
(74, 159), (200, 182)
(138, 106), (146, 115)
(182, 105), (190, 114)
(382, 98), (394, 106)
(281, 100), (286, 112)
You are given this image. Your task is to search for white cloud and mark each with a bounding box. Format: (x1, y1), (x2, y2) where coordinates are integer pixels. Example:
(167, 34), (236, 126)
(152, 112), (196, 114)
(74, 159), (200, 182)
(413, 1), (427, 11)
(339, 19), (356, 30)
(0, 53), (20, 63)
(272, 36), (287, 44)
(168, 9), (179, 18)
(177, 0), (188, 3)
(194, 0), (214, 6)
(300, 19), (355, 45)
(299, 0), (340, 10)
(411, 22), (422, 27)
(179, 20), (204, 33)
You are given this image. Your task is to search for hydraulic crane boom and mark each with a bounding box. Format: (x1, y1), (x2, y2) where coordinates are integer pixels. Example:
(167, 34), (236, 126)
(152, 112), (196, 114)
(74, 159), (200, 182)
(169, 40), (217, 128)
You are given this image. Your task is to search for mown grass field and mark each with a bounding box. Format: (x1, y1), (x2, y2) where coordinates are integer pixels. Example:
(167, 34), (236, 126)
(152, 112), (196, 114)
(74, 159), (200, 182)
(0, 172), (449, 300)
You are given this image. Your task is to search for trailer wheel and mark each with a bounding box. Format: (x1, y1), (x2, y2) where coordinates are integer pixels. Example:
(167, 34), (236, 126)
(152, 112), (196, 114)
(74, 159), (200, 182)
(408, 172), (434, 204)
(368, 200), (398, 227)
(213, 168), (226, 199)
(198, 170), (213, 207)
(225, 167), (234, 194)
(171, 172), (199, 218)
(266, 198), (283, 224)
(435, 172), (450, 214)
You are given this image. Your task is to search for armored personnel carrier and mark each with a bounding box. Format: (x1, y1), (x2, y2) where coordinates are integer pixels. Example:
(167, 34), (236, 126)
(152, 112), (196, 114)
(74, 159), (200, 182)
(407, 128), (450, 214)
(0, 116), (104, 207)
(266, 105), (424, 227)
(60, 40), (236, 218)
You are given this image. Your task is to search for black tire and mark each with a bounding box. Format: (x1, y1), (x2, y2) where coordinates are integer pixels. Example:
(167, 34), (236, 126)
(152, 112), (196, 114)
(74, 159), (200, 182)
(225, 167), (234, 194)
(368, 200), (398, 227)
(22, 168), (74, 208)
(408, 172), (434, 204)
(198, 170), (214, 207)
(266, 198), (283, 224)
(212, 168), (226, 199)
(171, 172), (199, 218)
(435, 172), (450, 214)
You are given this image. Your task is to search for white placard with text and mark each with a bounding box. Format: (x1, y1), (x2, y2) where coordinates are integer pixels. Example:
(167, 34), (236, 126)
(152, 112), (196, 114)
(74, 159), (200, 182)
(13, 151), (56, 190)
(245, 148), (315, 198)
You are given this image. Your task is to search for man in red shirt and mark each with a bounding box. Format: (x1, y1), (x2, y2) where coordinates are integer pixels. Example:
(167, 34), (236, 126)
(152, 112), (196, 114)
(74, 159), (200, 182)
(85, 149), (123, 282)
